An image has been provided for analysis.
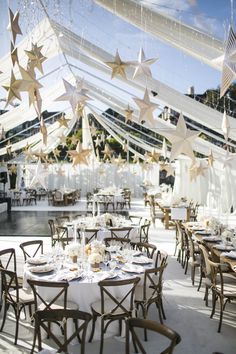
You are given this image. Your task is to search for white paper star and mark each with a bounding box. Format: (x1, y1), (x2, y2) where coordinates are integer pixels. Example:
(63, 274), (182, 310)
(130, 48), (157, 79)
(162, 112), (199, 161)
(189, 160), (208, 181)
(28, 160), (48, 190)
(68, 141), (91, 166)
(133, 88), (158, 125)
(220, 26), (236, 97)
(124, 105), (134, 123)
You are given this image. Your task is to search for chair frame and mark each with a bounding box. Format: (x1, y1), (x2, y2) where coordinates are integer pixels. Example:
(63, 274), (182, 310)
(110, 227), (133, 239)
(33, 309), (91, 354)
(130, 242), (157, 259)
(19, 240), (43, 262)
(89, 277), (140, 354)
(125, 317), (181, 354)
(104, 237), (131, 248)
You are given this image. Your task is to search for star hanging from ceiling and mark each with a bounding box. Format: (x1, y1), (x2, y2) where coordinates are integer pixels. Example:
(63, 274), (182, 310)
(2, 70), (22, 106)
(33, 149), (48, 162)
(114, 153), (126, 167)
(105, 50), (129, 80)
(130, 48), (157, 79)
(55, 79), (90, 113)
(146, 149), (160, 163)
(100, 131), (106, 143)
(8, 164), (17, 175)
(164, 163), (175, 177)
(132, 154), (140, 164)
(28, 159), (48, 190)
(124, 105), (134, 123)
(90, 122), (98, 137)
(189, 160), (208, 182)
(18, 65), (43, 107)
(40, 117), (47, 146)
(57, 115), (70, 128)
(25, 43), (47, 75)
(58, 134), (67, 147)
(70, 135), (78, 145)
(219, 26), (236, 98)
(10, 42), (19, 67)
(102, 143), (113, 160)
(208, 149), (214, 167)
(221, 110), (230, 141)
(7, 8), (22, 44)
(24, 145), (34, 162)
(94, 136), (102, 147)
(162, 112), (199, 161)
(133, 88), (158, 126)
(68, 141), (91, 166)
(53, 148), (60, 159)
(122, 143), (129, 152)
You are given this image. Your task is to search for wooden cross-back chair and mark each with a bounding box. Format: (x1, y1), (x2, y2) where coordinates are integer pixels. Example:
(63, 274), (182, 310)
(19, 240), (43, 262)
(110, 226), (133, 239)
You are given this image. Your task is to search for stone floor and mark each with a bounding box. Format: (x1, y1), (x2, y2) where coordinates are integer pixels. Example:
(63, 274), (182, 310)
(0, 199), (235, 353)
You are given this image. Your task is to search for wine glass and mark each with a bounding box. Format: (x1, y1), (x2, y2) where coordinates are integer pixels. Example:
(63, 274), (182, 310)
(103, 253), (110, 269)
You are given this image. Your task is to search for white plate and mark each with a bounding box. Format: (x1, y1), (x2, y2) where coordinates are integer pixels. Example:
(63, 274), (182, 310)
(132, 256), (153, 265)
(122, 264), (144, 273)
(202, 236), (221, 242)
(214, 244), (235, 251)
(27, 257), (47, 266)
(100, 271), (117, 280)
(29, 265), (54, 274)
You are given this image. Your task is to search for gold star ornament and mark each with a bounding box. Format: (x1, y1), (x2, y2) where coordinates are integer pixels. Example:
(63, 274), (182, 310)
(133, 88), (158, 126)
(124, 105), (134, 123)
(146, 149), (160, 163)
(25, 43), (47, 75)
(68, 141), (91, 166)
(57, 115), (71, 128)
(105, 50), (129, 80)
(7, 8), (22, 44)
(2, 70), (22, 107)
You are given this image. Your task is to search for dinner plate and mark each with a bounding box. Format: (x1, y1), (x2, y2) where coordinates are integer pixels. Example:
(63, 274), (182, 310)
(100, 271), (117, 280)
(27, 257), (47, 266)
(132, 256), (153, 265)
(29, 265), (55, 275)
(225, 251), (236, 259)
(214, 244), (235, 251)
(122, 264), (143, 273)
(202, 236), (221, 242)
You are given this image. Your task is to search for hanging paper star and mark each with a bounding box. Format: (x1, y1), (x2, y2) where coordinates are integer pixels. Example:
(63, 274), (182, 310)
(124, 105), (134, 123)
(12, 151), (17, 158)
(221, 110), (230, 141)
(8, 164), (17, 175)
(7, 8), (22, 44)
(102, 143), (113, 160)
(208, 149), (214, 167)
(0, 126), (6, 140)
(105, 50), (129, 80)
(90, 122), (98, 137)
(160, 163), (175, 177)
(10, 42), (19, 67)
(33, 149), (48, 162)
(68, 141), (91, 166)
(55, 79), (90, 112)
(133, 88), (159, 126)
(53, 148), (60, 159)
(40, 117), (47, 146)
(130, 48), (157, 79)
(220, 26), (236, 98)
(70, 135), (78, 145)
(25, 43), (47, 75)
(58, 134), (67, 147)
(94, 136), (102, 147)
(28, 159), (48, 190)
(162, 112), (199, 161)
(141, 162), (151, 171)
(2, 70), (22, 106)
(122, 143), (129, 152)
(100, 131), (106, 143)
(18, 65), (43, 107)
(146, 149), (160, 163)
(114, 153), (126, 167)
(24, 145), (34, 162)
(6, 141), (12, 156)
(57, 115), (70, 128)
(189, 160), (208, 181)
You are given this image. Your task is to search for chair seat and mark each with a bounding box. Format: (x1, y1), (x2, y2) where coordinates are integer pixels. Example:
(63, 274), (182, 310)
(91, 298), (129, 316)
(38, 300), (78, 311)
(10, 288), (34, 303)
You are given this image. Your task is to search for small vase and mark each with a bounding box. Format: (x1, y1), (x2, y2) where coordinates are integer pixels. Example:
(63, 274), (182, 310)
(71, 255), (78, 264)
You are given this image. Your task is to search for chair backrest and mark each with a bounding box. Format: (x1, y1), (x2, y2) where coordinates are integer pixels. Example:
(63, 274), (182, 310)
(198, 244), (211, 276)
(56, 226), (73, 249)
(34, 309), (91, 354)
(139, 220), (151, 242)
(0, 248), (17, 272)
(77, 228), (99, 243)
(131, 242), (157, 259)
(110, 227), (133, 239)
(129, 215), (143, 225)
(143, 263), (167, 303)
(207, 258), (224, 293)
(98, 277), (140, 318)
(104, 237), (131, 248)
(186, 231), (196, 260)
(19, 240), (43, 262)
(54, 190), (63, 200)
(48, 219), (56, 235)
(56, 216), (70, 225)
(0, 267), (20, 304)
(28, 279), (69, 311)
(125, 318), (181, 354)
(154, 250), (168, 269)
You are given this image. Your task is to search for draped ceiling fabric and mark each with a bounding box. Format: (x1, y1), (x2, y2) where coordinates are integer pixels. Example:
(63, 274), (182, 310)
(1, 11), (236, 209)
(94, 0), (224, 69)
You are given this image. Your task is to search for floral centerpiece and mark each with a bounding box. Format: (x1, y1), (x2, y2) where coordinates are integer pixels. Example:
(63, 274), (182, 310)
(65, 243), (81, 263)
(221, 229), (234, 243)
(86, 240), (106, 268)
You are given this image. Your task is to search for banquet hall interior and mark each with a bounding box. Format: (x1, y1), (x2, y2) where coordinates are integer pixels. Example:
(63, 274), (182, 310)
(0, 0), (236, 353)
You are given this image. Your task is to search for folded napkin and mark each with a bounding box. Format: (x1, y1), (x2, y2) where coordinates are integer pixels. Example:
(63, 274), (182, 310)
(98, 270), (117, 281)
(122, 263), (144, 273)
(27, 257), (47, 265)
(57, 271), (82, 281)
(29, 265), (54, 274)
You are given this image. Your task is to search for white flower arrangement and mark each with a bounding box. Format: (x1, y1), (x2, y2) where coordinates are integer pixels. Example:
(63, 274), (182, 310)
(65, 243), (81, 257)
(91, 240), (106, 255)
(88, 252), (103, 264)
(221, 229), (234, 240)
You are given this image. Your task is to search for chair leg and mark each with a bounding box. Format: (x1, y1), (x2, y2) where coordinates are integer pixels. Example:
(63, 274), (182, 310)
(14, 308), (20, 345)
(204, 286), (209, 307)
(218, 297), (224, 333)
(100, 318), (105, 354)
(160, 298), (166, 320)
(184, 256), (189, 274)
(210, 292), (217, 319)
(89, 313), (97, 342)
(197, 271), (203, 291)
(0, 298), (7, 333)
(191, 267), (195, 286)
